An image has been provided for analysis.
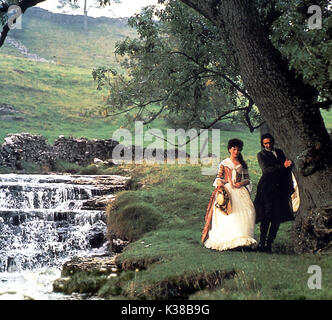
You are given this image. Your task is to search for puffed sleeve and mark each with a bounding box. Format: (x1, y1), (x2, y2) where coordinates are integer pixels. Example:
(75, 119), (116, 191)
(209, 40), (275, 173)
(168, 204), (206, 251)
(242, 167), (252, 193)
(213, 164), (227, 188)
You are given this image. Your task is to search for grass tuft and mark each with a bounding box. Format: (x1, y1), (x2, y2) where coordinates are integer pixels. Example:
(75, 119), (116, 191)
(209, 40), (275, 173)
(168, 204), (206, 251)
(106, 191), (163, 242)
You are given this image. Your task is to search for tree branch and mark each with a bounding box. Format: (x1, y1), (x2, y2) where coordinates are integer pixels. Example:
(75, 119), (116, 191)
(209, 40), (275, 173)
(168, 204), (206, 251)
(313, 100), (332, 111)
(1, 0), (47, 47)
(201, 106), (248, 130)
(243, 98), (265, 132)
(149, 105), (249, 148)
(143, 104), (166, 125)
(104, 105), (137, 117)
(178, 0), (221, 25)
(170, 50), (251, 100)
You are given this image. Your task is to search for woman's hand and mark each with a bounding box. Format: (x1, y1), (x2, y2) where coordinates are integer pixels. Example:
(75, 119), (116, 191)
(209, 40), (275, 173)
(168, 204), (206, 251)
(233, 182), (242, 188)
(216, 179), (224, 187)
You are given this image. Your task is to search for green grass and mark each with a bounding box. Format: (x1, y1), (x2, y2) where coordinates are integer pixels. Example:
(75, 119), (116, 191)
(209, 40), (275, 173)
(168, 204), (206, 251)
(111, 163), (332, 300)
(322, 110), (332, 132)
(106, 190), (163, 242)
(1, 8), (331, 144)
(55, 160), (331, 300)
(6, 11), (136, 69)
(0, 8), (137, 143)
(0, 53), (122, 142)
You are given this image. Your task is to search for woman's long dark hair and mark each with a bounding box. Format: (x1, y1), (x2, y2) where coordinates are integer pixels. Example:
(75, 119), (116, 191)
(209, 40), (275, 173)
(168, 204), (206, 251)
(227, 138), (248, 169)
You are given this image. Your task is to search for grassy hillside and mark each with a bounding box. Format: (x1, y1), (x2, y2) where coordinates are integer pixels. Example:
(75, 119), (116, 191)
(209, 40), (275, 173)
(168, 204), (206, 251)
(0, 8), (139, 143)
(0, 53), (122, 142)
(3, 7), (136, 69)
(0, 8), (331, 300)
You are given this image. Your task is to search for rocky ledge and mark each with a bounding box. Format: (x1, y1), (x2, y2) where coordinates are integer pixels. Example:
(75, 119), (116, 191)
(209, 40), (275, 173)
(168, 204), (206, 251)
(61, 255), (119, 276)
(52, 254), (123, 293)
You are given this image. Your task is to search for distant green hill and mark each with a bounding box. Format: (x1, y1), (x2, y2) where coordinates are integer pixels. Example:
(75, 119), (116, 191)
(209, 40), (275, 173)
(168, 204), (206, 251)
(2, 7), (136, 69)
(0, 7), (138, 143)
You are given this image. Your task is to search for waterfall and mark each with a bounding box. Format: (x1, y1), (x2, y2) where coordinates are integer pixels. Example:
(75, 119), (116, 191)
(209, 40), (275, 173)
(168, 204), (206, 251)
(0, 173), (130, 299)
(0, 174), (130, 300)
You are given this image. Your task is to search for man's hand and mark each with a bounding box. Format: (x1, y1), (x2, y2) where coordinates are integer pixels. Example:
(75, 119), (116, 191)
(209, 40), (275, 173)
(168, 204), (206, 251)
(233, 182), (242, 188)
(284, 159), (292, 168)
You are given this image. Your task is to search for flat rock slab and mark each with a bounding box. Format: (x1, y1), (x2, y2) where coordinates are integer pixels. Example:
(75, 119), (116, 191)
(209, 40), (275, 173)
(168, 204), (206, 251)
(62, 255), (119, 276)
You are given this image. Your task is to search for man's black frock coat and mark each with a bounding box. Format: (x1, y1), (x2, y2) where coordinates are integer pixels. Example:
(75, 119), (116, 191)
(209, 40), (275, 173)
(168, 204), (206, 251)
(254, 148), (294, 224)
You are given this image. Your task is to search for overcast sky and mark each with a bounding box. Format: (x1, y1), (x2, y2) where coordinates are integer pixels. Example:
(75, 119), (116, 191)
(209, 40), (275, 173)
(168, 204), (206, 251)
(37, 0), (159, 18)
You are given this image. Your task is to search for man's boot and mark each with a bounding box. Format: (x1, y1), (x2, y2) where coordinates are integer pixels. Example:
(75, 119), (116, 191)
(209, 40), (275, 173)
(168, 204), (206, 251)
(258, 220), (268, 252)
(258, 237), (266, 252)
(265, 222), (280, 253)
(265, 241), (272, 253)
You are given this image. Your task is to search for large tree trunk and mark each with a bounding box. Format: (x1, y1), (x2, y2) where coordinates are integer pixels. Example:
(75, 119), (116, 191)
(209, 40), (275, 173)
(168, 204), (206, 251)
(180, 0), (332, 253)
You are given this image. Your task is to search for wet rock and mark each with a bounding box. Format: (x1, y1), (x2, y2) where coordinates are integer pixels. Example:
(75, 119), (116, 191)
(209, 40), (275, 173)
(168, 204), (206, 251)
(86, 221), (107, 248)
(61, 255), (119, 276)
(111, 238), (129, 254)
(81, 194), (116, 210)
(0, 174), (132, 271)
(53, 277), (71, 292)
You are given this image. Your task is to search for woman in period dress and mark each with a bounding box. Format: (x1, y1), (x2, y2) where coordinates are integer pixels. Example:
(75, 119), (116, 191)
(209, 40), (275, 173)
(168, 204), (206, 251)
(201, 138), (257, 251)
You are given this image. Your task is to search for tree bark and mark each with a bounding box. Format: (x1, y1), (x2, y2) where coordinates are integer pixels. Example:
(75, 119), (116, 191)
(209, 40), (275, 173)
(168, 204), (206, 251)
(180, 0), (332, 253)
(84, 0), (88, 31)
(0, 0), (47, 47)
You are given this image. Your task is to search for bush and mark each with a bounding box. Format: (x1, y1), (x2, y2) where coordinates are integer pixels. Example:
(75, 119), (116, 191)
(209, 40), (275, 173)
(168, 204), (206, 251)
(106, 191), (162, 242)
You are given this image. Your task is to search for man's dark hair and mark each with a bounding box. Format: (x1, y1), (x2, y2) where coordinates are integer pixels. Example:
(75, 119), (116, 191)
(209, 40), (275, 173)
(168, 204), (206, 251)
(260, 133), (275, 148)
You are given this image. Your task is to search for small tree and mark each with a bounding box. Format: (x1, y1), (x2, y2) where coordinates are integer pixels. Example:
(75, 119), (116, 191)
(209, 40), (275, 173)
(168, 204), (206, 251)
(57, 0), (114, 30)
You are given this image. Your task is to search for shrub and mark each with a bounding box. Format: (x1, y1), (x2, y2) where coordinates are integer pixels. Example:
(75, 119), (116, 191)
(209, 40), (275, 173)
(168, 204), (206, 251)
(20, 160), (40, 173)
(106, 191), (162, 242)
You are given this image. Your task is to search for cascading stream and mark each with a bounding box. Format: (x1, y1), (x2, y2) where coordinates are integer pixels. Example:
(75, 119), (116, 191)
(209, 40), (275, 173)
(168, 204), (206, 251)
(0, 173), (130, 299)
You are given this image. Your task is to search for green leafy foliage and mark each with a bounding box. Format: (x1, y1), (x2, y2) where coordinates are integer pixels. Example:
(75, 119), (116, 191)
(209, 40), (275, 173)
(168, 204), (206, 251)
(93, 1), (260, 130)
(93, 0), (331, 130)
(257, 0), (332, 103)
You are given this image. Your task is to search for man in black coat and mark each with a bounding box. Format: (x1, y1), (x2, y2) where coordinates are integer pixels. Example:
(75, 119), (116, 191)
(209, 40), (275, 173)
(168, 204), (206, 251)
(254, 133), (294, 253)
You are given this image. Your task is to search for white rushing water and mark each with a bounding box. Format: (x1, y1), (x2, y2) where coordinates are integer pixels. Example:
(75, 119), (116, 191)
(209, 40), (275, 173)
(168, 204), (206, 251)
(0, 174), (113, 300)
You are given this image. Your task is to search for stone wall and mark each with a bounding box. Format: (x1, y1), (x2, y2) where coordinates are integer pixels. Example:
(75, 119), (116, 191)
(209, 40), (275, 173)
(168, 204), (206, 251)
(0, 133), (53, 169)
(0, 133), (189, 170)
(0, 133), (119, 169)
(53, 136), (119, 166)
